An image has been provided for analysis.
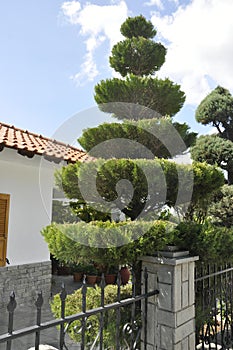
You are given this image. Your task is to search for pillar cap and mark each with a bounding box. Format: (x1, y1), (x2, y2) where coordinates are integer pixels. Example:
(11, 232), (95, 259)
(156, 250), (189, 258)
(140, 254), (199, 266)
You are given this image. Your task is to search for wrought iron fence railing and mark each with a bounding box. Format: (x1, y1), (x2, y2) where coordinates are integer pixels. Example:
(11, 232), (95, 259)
(0, 268), (159, 350)
(195, 262), (233, 350)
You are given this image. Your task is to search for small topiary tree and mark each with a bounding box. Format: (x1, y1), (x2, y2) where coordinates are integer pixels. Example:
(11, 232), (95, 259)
(192, 86), (233, 184)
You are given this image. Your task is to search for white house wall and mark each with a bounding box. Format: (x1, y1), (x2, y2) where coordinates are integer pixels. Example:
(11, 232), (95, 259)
(0, 148), (59, 265)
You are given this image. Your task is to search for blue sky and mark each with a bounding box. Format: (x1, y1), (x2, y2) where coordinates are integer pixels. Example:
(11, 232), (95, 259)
(1, 0), (233, 142)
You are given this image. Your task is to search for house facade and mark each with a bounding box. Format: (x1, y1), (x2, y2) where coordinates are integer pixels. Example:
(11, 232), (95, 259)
(0, 122), (87, 306)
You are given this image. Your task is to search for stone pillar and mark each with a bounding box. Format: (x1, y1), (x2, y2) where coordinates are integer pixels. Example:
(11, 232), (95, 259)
(141, 253), (199, 350)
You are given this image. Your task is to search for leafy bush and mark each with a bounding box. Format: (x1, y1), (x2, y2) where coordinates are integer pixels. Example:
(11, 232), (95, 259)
(51, 284), (133, 349)
(173, 221), (233, 263)
(41, 220), (174, 269)
(208, 184), (233, 227)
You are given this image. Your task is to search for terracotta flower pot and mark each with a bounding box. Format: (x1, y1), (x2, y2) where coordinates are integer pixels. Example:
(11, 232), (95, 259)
(119, 267), (130, 285)
(73, 272), (83, 282)
(86, 275), (97, 285)
(105, 274), (116, 285)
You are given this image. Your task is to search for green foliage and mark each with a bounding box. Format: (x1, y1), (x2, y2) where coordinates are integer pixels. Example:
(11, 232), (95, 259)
(41, 220), (174, 269)
(71, 262), (89, 273)
(191, 133), (233, 184)
(208, 185), (233, 227)
(173, 122), (197, 148)
(42, 223), (82, 265)
(120, 15), (156, 39)
(110, 38), (166, 77)
(193, 86), (233, 183)
(184, 162), (224, 222)
(195, 86), (233, 140)
(191, 162), (224, 203)
(110, 15), (165, 77)
(57, 158), (224, 222)
(51, 284), (132, 349)
(78, 118), (197, 159)
(94, 75), (185, 120)
(94, 15), (185, 120)
(191, 134), (233, 169)
(173, 221), (233, 263)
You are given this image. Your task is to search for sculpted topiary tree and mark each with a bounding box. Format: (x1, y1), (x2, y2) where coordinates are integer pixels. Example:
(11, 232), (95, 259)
(44, 16), (224, 290)
(55, 15), (224, 226)
(191, 86), (233, 184)
(61, 15), (198, 222)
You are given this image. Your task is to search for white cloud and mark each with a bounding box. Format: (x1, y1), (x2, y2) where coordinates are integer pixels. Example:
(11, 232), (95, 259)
(145, 0), (164, 9)
(62, 1), (81, 22)
(70, 51), (99, 86)
(151, 0), (233, 105)
(145, 0), (179, 8)
(61, 1), (128, 85)
(208, 127), (218, 135)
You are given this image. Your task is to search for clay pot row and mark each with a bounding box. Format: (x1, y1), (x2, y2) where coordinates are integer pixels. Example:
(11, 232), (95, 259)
(73, 267), (130, 285)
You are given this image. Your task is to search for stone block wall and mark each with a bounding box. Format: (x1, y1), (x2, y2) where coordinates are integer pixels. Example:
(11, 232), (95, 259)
(0, 261), (51, 308)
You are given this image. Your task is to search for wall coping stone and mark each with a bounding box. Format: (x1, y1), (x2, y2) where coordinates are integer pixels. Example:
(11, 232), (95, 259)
(0, 260), (51, 271)
(140, 255), (199, 266)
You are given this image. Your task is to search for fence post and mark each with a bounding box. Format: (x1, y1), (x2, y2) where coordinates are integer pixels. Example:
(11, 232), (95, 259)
(141, 253), (199, 350)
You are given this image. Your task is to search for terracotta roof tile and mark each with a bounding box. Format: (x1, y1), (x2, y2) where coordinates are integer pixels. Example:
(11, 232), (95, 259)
(0, 122), (89, 164)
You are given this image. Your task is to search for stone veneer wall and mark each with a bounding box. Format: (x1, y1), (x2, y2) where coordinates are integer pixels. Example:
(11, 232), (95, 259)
(0, 261), (51, 308)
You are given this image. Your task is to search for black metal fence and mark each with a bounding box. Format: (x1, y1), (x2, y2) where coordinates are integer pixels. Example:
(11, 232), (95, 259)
(195, 262), (233, 349)
(0, 268), (159, 350)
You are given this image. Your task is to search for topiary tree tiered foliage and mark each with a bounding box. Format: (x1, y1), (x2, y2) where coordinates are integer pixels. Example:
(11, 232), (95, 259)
(94, 15), (185, 119)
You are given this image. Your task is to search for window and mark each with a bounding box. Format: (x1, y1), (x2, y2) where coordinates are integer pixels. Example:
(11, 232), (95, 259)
(0, 194), (10, 267)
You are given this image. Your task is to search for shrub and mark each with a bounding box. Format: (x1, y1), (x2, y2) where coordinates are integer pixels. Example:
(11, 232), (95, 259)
(173, 221), (233, 263)
(51, 284), (133, 349)
(208, 184), (233, 227)
(41, 220), (174, 269)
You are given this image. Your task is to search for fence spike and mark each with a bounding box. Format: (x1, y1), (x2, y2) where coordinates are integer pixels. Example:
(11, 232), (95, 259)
(116, 271), (121, 288)
(82, 280), (87, 312)
(100, 273), (106, 290)
(82, 274), (86, 284)
(35, 291), (44, 309)
(7, 291), (17, 314)
(60, 283), (67, 302)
